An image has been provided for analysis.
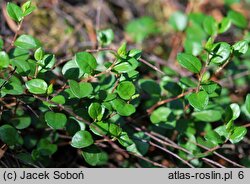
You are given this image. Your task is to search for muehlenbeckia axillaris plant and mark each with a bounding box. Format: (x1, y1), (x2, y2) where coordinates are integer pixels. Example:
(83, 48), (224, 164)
(0, 1), (249, 168)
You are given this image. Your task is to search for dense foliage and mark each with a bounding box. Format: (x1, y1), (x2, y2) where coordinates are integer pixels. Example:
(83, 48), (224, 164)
(0, 0), (250, 168)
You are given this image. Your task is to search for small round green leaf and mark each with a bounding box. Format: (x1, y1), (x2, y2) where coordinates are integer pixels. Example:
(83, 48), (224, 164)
(69, 80), (93, 99)
(177, 53), (202, 73)
(12, 116), (31, 129)
(6, 2), (23, 22)
(14, 34), (41, 49)
(45, 111), (67, 129)
(117, 81), (135, 100)
(228, 10), (247, 29)
(74, 52), (97, 74)
(109, 123), (122, 137)
(0, 124), (19, 146)
(229, 126), (247, 144)
(230, 103), (240, 120)
(218, 18), (231, 33)
(210, 42), (231, 65)
(203, 16), (217, 36)
(0, 51), (10, 69)
(204, 130), (223, 145)
(82, 145), (108, 166)
(150, 107), (171, 124)
(111, 99), (135, 116)
(188, 91), (209, 111)
(71, 130), (94, 148)
(11, 60), (31, 76)
(90, 121), (109, 136)
(88, 103), (105, 121)
(232, 40), (249, 54)
(192, 110), (222, 122)
(118, 132), (133, 147)
(34, 47), (44, 61)
(245, 94), (250, 114)
(62, 60), (84, 80)
(25, 79), (47, 94)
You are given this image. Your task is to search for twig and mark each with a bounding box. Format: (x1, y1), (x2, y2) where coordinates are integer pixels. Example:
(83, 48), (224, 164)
(138, 58), (165, 75)
(147, 88), (195, 114)
(215, 54), (233, 75)
(6, 20), (23, 52)
(243, 123), (250, 128)
(149, 141), (194, 168)
(196, 56), (209, 92)
(202, 158), (225, 168)
(191, 140), (245, 168)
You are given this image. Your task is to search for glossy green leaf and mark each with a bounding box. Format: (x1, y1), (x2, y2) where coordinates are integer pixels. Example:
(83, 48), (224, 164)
(204, 130), (223, 145)
(215, 125), (230, 139)
(45, 111), (67, 129)
(111, 99), (135, 116)
(14, 34), (41, 49)
(245, 94), (250, 114)
(109, 123), (122, 137)
(6, 2), (23, 22)
(131, 132), (150, 156)
(0, 124), (19, 146)
(71, 130), (94, 148)
(169, 11), (187, 31)
(218, 18), (231, 33)
(82, 145), (108, 166)
(62, 60), (84, 80)
(69, 80), (93, 99)
(150, 107), (171, 124)
(197, 137), (217, 149)
(25, 79), (47, 94)
(229, 126), (247, 144)
(117, 42), (127, 58)
(118, 132), (134, 147)
(34, 47), (44, 61)
(188, 91), (209, 111)
(88, 103), (104, 121)
(117, 81), (135, 100)
(232, 40), (249, 54)
(21, 1), (36, 17)
(37, 54), (56, 72)
(203, 16), (217, 36)
(74, 52), (97, 74)
(113, 62), (134, 73)
(177, 53), (202, 73)
(201, 81), (222, 97)
(230, 103), (240, 120)
(11, 60), (30, 76)
(37, 139), (57, 156)
(228, 10), (247, 29)
(192, 110), (222, 122)
(47, 84), (53, 95)
(90, 121), (109, 136)
(210, 42), (231, 65)
(139, 79), (161, 96)
(1, 78), (24, 95)
(0, 51), (10, 68)
(12, 116), (31, 129)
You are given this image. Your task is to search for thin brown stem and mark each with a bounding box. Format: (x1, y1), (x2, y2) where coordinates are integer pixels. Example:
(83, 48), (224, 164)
(6, 20), (23, 52)
(147, 88), (195, 114)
